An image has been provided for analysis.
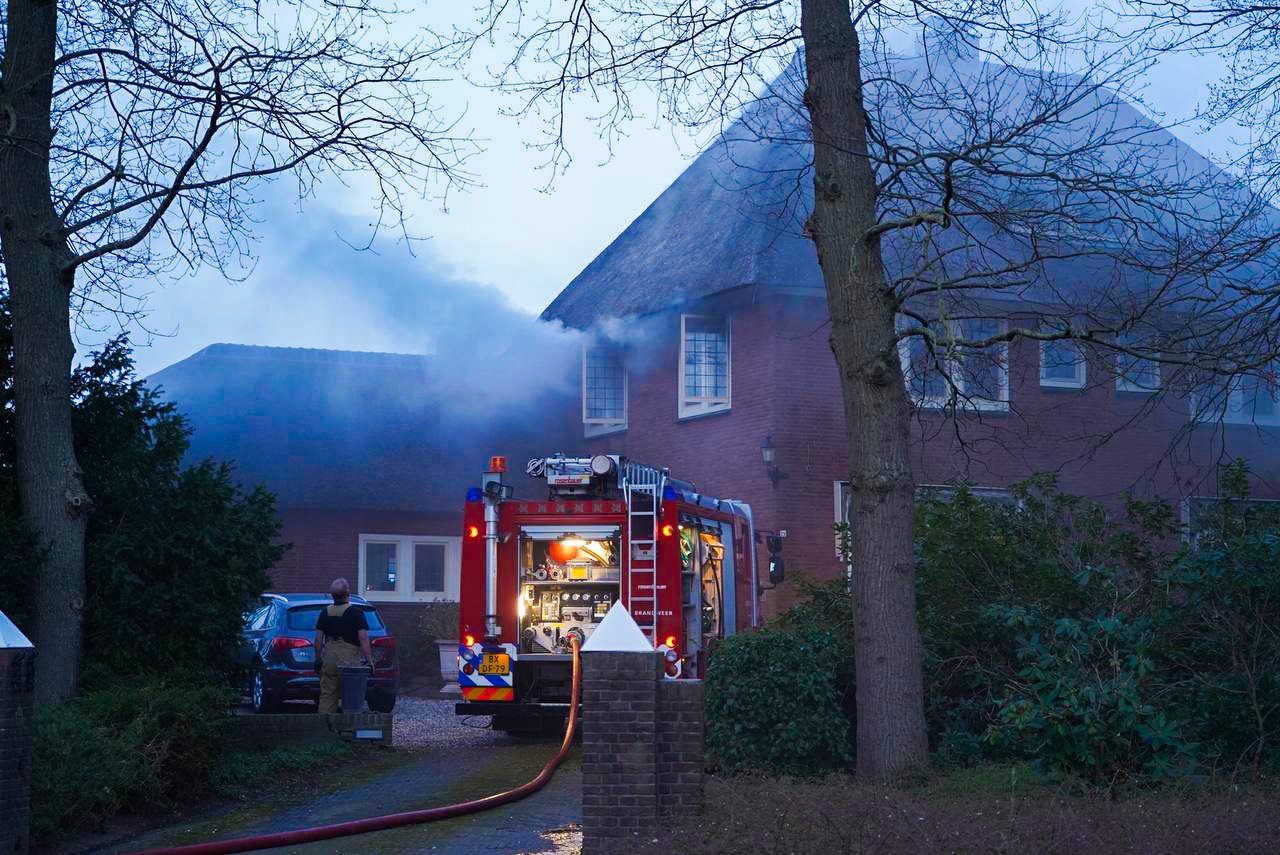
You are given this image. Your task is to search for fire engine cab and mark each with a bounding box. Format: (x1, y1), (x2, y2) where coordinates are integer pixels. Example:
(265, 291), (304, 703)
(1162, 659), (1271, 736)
(455, 453), (778, 731)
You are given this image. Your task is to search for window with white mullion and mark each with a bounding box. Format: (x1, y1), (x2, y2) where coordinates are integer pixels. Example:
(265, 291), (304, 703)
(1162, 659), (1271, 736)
(1040, 339), (1087, 388)
(1115, 335), (1161, 393)
(898, 317), (1008, 410)
(1234, 375), (1280, 425)
(582, 344), (627, 433)
(1194, 372), (1280, 426)
(679, 314), (731, 418)
(413, 542), (446, 594)
(359, 534), (461, 602)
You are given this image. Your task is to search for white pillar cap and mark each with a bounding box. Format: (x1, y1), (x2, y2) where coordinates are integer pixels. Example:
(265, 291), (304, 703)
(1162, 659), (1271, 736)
(581, 601), (653, 652)
(0, 609), (33, 649)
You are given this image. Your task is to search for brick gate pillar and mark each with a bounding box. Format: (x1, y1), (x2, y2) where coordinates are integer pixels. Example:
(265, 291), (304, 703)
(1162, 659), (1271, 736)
(580, 602), (659, 852)
(579, 602), (707, 851)
(1, 610), (36, 855)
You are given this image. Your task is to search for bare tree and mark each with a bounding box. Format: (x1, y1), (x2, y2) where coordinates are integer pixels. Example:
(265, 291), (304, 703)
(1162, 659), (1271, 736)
(0, 0), (470, 703)
(450, 1), (1280, 778)
(1124, 2), (1280, 198)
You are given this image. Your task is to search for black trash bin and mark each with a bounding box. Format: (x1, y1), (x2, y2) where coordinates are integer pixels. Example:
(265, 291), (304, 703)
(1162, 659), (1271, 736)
(339, 664), (371, 713)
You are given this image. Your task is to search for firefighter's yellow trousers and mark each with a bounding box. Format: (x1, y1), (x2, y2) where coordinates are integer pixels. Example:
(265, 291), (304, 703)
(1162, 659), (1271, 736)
(318, 639), (363, 714)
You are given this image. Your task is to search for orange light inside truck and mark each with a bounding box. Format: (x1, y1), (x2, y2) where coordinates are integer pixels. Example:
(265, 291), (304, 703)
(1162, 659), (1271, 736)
(468, 525), (479, 538)
(488, 455), (508, 473)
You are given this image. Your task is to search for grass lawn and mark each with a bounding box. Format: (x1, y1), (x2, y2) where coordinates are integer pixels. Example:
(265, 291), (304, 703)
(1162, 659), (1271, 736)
(636, 764), (1280, 854)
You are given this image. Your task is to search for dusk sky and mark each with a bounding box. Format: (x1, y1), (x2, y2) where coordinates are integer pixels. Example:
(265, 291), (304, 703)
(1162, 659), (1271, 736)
(116, 5), (1242, 378)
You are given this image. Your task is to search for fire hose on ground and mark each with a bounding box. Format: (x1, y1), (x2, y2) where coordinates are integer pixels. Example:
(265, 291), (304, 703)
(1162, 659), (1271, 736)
(135, 638), (582, 855)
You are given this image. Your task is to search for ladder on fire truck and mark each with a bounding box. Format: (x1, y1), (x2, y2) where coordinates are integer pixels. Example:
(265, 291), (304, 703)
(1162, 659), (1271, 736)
(621, 460), (667, 643)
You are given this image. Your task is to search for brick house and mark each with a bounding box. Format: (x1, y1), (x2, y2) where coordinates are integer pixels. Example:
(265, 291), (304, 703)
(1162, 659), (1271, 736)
(539, 83), (1280, 614)
(149, 344), (577, 674)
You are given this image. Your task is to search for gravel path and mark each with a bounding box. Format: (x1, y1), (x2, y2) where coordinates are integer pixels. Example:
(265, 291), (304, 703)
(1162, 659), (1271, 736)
(392, 697), (511, 749)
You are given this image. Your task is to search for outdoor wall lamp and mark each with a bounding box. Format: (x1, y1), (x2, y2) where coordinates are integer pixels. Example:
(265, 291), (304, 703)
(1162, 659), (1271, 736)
(760, 436), (781, 486)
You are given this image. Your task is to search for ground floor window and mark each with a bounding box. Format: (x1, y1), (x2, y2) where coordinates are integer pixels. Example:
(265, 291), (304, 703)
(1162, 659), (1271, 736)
(834, 481), (1015, 557)
(358, 534), (461, 602)
(1182, 496), (1280, 542)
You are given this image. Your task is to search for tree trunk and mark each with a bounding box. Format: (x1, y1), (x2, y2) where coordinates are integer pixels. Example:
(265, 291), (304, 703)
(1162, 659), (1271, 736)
(799, 0), (929, 780)
(1, 0), (91, 704)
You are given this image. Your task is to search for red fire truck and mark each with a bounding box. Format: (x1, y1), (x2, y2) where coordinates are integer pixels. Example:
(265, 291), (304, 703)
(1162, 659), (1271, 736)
(455, 453), (781, 731)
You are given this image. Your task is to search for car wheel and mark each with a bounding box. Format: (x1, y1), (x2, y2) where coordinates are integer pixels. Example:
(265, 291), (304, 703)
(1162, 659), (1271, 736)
(252, 670), (280, 714)
(367, 691), (396, 714)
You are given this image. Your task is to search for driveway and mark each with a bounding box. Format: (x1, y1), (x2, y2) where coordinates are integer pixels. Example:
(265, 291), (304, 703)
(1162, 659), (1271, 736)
(98, 700), (582, 855)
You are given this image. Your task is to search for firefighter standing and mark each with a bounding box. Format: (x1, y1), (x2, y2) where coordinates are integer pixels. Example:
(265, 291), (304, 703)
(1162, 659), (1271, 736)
(314, 578), (373, 713)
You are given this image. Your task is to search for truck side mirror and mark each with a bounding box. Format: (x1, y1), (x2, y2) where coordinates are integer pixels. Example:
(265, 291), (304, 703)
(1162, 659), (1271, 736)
(768, 555), (785, 585)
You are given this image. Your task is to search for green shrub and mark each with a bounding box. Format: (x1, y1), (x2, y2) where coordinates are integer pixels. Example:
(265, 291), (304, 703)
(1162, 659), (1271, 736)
(73, 678), (233, 801)
(986, 604), (1194, 785)
(1153, 461), (1280, 777)
(716, 466), (1280, 787)
(915, 479), (1177, 761)
(419, 600), (461, 642)
(706, 626), (851, 776)
(75, 337), (284, 683)
(30, 703), (147, 840)
(30, 677), (233, 841)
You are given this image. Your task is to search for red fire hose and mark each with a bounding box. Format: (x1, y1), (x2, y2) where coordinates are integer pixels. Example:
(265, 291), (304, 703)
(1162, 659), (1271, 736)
(136, 639), (582, 855)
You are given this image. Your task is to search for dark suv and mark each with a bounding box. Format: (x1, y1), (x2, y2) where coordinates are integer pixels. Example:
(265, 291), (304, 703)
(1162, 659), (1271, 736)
(236, 593), (399, 713)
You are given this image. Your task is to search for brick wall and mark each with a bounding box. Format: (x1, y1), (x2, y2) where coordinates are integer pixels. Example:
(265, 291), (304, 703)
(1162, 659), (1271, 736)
(271, 508), (461, 679)
(656, 680), (705, 817)
(577, 291), (1280, 615)
(581, 651), (659, 850)
(271, 507), (461, 591)
(581, 651), (706, 851)
(0, 649), (35, 855)
(223, 711), (393, 749)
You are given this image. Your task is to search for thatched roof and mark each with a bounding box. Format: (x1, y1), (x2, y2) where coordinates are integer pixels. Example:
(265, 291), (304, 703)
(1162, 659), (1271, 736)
(148, 344), (572, 512)
(542, 55), (1262, 329)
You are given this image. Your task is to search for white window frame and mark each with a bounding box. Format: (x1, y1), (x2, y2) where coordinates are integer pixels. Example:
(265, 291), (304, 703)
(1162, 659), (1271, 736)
(1040, 339), (1087, 389)
(833, 480), (1015, 554)
(678, 314), (731, 419)
(1115, 335), (1161, 394)
(897, 318), (1009, 411)
(1192, 373), (1280, 427)
(917, 484), (1018, 505)
(834, 481), (852, 559)
(582, 344), (628, 437)
(1181, 495), (1280, 542)
(358, 534), (461, 603)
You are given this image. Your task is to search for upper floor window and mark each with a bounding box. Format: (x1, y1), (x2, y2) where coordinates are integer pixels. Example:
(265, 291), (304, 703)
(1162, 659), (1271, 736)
(1193, 372), (1280, 427)
(1115, 335), (1161, 393)
(583, 344), (627, 436)
(898, 317), (1008, 410)
(679, 314), (730, 418)
(1040, 339), (1087, 388)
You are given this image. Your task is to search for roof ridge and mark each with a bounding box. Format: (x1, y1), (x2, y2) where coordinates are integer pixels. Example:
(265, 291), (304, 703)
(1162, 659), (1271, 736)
(197, 342), (430, 360)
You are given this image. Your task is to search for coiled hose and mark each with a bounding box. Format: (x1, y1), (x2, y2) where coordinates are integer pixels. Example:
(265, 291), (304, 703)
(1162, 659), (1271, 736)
(136, 639), (582, 855)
